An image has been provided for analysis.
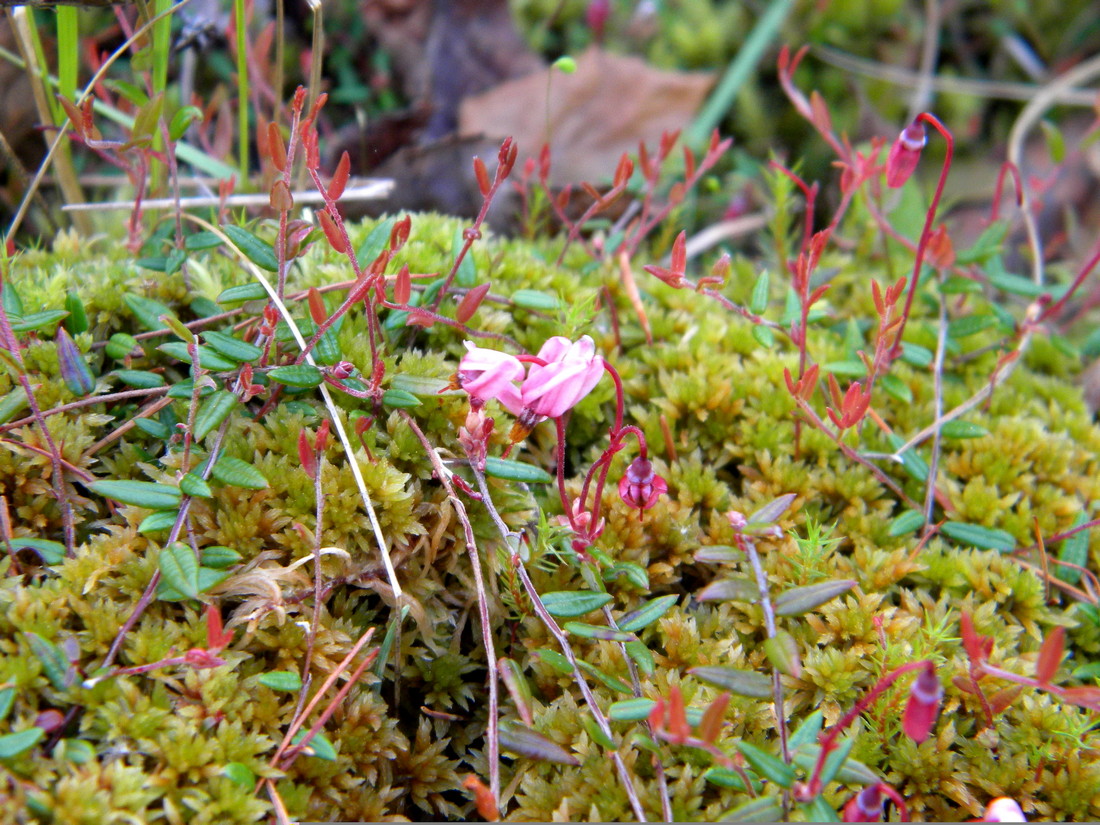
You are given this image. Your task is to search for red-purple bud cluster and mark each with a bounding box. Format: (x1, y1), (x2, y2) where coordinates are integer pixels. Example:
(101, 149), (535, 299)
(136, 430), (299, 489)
(618, 457), (668, 511)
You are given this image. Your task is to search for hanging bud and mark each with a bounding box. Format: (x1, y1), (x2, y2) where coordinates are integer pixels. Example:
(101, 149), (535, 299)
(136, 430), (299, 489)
(902, 662), (942, 742)
(842, 783), (884, 823)
(618, 456), (668, 511)
(885, 121), (927, 188)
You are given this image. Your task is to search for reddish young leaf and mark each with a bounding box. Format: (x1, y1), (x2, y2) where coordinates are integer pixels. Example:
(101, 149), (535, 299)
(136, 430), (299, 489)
(538, 143), (551, 181)
(456, 283), (491, 324)
(318, 210), (347, 254)
(462, 775), (499, 821)
(659, 129), (679, 161)
(81, 97), (100, 141)
(988, 685), (1023, 715)
(926, 225), (955, 269)
(648, 696), (665, 731)
(58, 95), (85, 138)
(393, 265), (412, 305)
(306, 287), (327, 326)
(638, 140), (653, 180)
(698, 692), (730, 744)
(670, 230), (687, 277)
(315, 420), (330, 453)
(902, 663), (942, 743)
(1035, 626), (1065, 685)
(683, 145), (696, 180)
(809, 90), (832, 135)
(268, 121), (287, 173)
(328, 151), (351, 200)
(1058, 686), (1100, 712)
(390, 216), (412, 252)
(269, 180), (293, 212)
(473, 157), (491, 197)
(959, 612), (986, 663)
(667, 685), (690, 744)
(613, 153), (634, 187)
(298, 430), (317, 480)
(206, 605), (233, 651)
(871, 280), (885, 316)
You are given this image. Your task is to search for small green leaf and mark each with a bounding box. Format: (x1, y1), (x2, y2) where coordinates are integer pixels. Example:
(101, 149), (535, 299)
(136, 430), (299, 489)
(747, 493), (797, 527)
(941, 521), (1016, 552)
(0, 687), (14, 721)
(211, 456), (269, 490)
(167, 380), (216, 400)
(541, 591), (613, 618)
(134, 418), (170, 438)
(201, 546), (242, 569)
(216, 283), (269, 304)
(938, 276), (983, 295)
(453, 228), (477, 287)
(887, 433), (929, 483)
(112, 370), (165, 389)
(889, 509), (925, 537)
(705, 767), (760, 792)
(57, 738), (95, 764)
(1057, 512), (1089, 586)
(618, 594), (678, 632)
(693, 545), (741, 563)
(290, 729), (337, 761)
(603, 561), (648, 589)
(763, 631), (801, 677)
(751, 324), (775, 348)
(737, 741), (795, 787)
(482, 457), (553, 484)
(609, 698), (657, 721)
(179, 473), (213, 498)
(800, 796), (841, 822)
(948, 314), (997, 339)
(124, 294), (172, 331)
(2, 282), (23, 315)
(168, 104), (203, 141)
(823, 360), (866, 378)
(202, 331), (262, 363)
(157, 566), (229, 602)
(580, 712), (615, 749)
(259, 671), (302, 692)
(534, 649), (573, 675)
(625, 639), (655, 676)
(185, 231), (223, 251)
(88, 480), (182, 510)
(1040, 118), (1066, 164)
(788, 710), (824, 750)
(721, 796), (783, 822)
(355, 217), (395, 269)
(940, 420), (989, 439)
(498, 658), (534, 726)
(222, 762), (255, 786)
(899, 342), (933, 368)
(223, 225), (279, 271)
(689, 666), (772, 698)
(267, 364), (323, 388)
(381, 389), (421, 408)
(389, 374), (451, 396)
(138, 510), (177, 534)
(881, 374), (912, 403)
(512, 289), (560, 311)
(774, 579), (856, 616)
(793, 740), (879, 786)
(8, 538), (65, 564)
(157, 342), (238, 372)
(575, 659), (631, 694)
(750, 270), (770, 314)
(193, 390), (239, 441)
(159, 542), (200, 600)
(25, 633), (70, 691)
(56, 328), (95, 395)
(499, 723), (579, 765)
(0, 728), (45, 758)
(0, 388), (29, 424)
(563, 622), (635, 642)
(64, 291), (88, 335)
(9, 310), (68, 333)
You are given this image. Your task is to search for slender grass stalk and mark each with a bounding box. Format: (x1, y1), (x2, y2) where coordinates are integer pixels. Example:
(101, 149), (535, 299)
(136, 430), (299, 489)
(56, 7), (78, 105)
(234, 0), (249, 180)
(149, 0), (173, 191)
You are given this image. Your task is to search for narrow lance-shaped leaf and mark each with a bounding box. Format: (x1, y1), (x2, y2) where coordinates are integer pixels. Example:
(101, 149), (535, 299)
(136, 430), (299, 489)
(540, 591), (613, 618)
(774, 579), (856, 616)
(689, 666), (772, 698)
(498, 723), (579, 765)
(618, 594), (678, 632)
(497, 658), (534, 726)
(1036, 626), (1065, 685)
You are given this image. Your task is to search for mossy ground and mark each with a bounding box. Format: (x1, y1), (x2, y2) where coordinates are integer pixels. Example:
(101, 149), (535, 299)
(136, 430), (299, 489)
(1, 211), (1099, 822)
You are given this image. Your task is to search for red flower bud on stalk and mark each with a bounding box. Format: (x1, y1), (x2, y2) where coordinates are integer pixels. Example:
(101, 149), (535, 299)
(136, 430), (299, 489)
(843, 783), (884, 822)
(902, 662), (942, 742)
(885, 121), (927, 188)
(618, 456), (667, 511)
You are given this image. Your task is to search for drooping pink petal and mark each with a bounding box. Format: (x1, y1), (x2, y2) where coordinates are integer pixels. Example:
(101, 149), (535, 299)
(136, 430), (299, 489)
(458, 342), (524, 407)
(521, 335), (604, 418)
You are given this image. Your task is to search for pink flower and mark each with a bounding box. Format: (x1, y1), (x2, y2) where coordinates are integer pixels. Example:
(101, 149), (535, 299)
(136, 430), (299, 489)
(520, 336), (604, 418)
(619, 457), (667, 511)
(458, 342), (523, 412)
(885, 121), (927, 188)
(902, 661), (942, 742)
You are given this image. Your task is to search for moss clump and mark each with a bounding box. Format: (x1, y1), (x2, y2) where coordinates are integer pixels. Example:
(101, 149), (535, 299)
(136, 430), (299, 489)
(2, 209), (1099, 822)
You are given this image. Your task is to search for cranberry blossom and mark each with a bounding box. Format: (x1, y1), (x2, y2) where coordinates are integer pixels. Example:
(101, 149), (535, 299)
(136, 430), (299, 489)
(457, 342), (523, 413)
(520, 336), (605, 418)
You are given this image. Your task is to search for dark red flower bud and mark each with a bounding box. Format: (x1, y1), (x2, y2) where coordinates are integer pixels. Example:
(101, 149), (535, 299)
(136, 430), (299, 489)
(903, 662), (942, 742)
(843, 783), (884, 822)
(618, 457), (668, 511)
(885, 121), (927, 188)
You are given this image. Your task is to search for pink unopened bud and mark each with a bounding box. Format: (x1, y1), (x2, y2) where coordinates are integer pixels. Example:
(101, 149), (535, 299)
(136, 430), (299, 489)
(726, 510), (747, 531)
(885, 121), (926, 188)
(586, 0), (611, 41)
(618, 457), (667, 511)
(902, 662), (942, 742)
(982, 797), (1026, 822)
(843, 783), (883, 823)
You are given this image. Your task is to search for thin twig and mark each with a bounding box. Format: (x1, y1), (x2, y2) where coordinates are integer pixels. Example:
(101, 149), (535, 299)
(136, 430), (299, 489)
(922, 283), (949, 534)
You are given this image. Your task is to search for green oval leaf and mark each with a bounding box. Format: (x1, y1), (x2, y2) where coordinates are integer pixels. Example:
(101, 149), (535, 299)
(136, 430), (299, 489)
(722, 796), (784, 822)
(201, 546), (242, 569)
(762, 631), (801, 677)
(881, 374), (912, 403)
(290, 729), (337, 761)
(0, 687), (13, 722)
(511, 289), (560, 311)
(222, 762), (255, 786)
(259, 671), (302, 692)
(157, 342), (238, 372)
(737, 741), (796, 788)
(202, 331), (262, 363)
(64, 290), (88, 335)
(193, 390), (239, 441)
(25, 633), (71, 690)
(123, 294), (173, 331)
(0, 727), (45, 759)
(355, 217), (395, 269)
(697, 577), (757, 602)
(179, 473), (213, 499)
(8, 538), (65, 564)
(618, 594), (678, 632)
(750, 270), (770, 314)
(888, 509), (925, 537)
(563, 622), (635, 643)
(705, 766), (760, 792)
(625, 639), (654, 676)
(0, 388), (29, 424)
(689, 666), (772, 698)
(88, 480), (182, 510)
(774, 579), (856, 617)
(482, 457), (553, 484)
(138, 510), (177, 534)
(541, 590), (613, 618)
(499, 723), (579, 765)
(111, 370), (165, 389)
(1057, 512), (1089, 586)
(223, 225), (279, 271)
(159, 542), (200, 600)
(941, 521), (1016, 552)
(216, 283), (269, 304)
(267, 364), (323, 388)
(56, 328), (95, 396)
(609, 697), (657, 721)
(693, 545), (741, 563)
(9, 310), (68, 333)
(211, 456), (269, 490)
(381, 389), (421, 409)
(747, 493), (797, 527)
(940, 420), (989, 439)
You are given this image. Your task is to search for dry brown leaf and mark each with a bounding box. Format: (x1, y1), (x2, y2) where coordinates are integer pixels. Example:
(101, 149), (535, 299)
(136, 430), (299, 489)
(459, 47), (714, 186)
